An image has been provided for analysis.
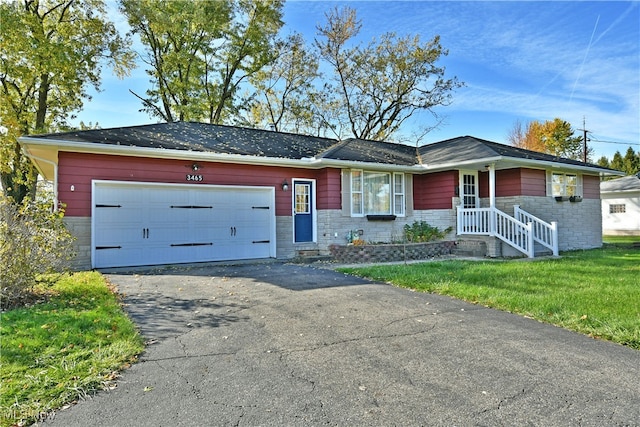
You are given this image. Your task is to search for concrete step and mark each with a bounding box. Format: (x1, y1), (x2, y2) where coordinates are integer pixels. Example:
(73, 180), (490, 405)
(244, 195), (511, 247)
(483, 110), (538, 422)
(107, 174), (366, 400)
(453, 240), (487, 257)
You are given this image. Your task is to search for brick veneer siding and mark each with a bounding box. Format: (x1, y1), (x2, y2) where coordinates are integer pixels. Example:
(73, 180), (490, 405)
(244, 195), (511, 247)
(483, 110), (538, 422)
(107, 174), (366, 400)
(329, 241), (456, 264)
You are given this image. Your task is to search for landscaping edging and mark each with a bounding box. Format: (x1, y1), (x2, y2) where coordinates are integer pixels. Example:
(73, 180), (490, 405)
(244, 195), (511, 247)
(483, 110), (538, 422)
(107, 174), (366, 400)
(329, 241), (456, 264)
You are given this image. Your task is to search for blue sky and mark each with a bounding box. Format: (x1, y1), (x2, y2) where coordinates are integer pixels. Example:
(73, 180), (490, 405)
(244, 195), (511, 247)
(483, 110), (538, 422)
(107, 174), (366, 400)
(73, 1), (639, 160)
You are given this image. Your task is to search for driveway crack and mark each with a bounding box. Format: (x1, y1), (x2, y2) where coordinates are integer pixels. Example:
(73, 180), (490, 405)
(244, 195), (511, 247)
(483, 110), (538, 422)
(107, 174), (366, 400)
(272, 326), (439, 355)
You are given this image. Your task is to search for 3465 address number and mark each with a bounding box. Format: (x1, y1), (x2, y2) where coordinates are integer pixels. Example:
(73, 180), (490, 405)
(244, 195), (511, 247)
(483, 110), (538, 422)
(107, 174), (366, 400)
(186, 174), (203, 182)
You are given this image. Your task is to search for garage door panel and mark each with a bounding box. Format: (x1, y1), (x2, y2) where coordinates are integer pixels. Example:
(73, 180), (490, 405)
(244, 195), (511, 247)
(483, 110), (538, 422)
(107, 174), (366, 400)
(95, 247), (141, 267)
(93, 182), (275, 268)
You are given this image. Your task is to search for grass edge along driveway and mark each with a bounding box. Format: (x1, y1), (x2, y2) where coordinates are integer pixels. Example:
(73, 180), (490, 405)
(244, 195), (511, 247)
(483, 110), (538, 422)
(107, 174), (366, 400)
(339, 247), (639, 350)
(1, 272), (145, 427)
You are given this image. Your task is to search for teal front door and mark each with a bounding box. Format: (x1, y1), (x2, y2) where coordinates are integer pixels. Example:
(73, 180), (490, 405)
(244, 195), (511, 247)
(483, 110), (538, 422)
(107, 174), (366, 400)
(294, 181), (313, 242)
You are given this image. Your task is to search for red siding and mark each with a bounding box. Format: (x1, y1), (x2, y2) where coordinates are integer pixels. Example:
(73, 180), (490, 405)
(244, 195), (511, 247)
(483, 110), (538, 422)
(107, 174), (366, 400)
(489, 168), (546, 197)
(58, 152), (340, 217)
(520, 169), (546, 196)
(316, 168), (341, 210)
(479, 172), (489, 198)
(413, 171), (456, 209)
(583, 175), (600, 199)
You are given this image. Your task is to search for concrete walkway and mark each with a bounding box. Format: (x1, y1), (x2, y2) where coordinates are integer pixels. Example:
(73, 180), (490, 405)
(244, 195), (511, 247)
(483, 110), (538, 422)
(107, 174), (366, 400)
(40, 262), (640, 426)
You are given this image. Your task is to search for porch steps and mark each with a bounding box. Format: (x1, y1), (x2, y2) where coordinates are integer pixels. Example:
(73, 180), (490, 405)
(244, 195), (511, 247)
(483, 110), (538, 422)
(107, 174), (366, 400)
(292, 249), (333, 264)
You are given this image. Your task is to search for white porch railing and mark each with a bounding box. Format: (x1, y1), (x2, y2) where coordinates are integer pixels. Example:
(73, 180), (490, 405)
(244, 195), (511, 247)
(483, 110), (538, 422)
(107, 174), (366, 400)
(514, 205), (559, 256)
(457, 206), (534, 258)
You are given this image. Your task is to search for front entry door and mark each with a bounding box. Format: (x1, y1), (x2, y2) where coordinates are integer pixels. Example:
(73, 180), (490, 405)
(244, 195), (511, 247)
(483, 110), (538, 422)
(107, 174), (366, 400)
(460, 171), (479, 208)
(294, 180), (314, 243)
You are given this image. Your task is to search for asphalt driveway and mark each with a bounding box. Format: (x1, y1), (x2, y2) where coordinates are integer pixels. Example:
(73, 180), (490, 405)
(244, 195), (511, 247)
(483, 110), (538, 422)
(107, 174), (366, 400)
(41, 262), (639, 426)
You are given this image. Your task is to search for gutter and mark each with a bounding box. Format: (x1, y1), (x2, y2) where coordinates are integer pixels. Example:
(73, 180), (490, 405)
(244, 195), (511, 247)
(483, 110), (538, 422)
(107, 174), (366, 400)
(421, 155), (623, 176)
(18, 136), (329, 170)
(19, 136), (623, 177)
(18, 136), (423, 173)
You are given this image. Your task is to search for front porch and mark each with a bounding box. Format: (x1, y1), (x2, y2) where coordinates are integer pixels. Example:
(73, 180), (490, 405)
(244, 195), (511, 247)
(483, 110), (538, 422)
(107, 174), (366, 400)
(457, 205), (558, 257)
(456, 165), (559, 258)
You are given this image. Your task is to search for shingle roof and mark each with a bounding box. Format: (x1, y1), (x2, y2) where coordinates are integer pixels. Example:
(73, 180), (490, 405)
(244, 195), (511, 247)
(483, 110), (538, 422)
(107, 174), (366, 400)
(33, 121), (339, 160)
(601, 174), (640, 192)
(418, 135), (605, 169)
(318, 138), (418, 165)
(27, 122), (615, 172)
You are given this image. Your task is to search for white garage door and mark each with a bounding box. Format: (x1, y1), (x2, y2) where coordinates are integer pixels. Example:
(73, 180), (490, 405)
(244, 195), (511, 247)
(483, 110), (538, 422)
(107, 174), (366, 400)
(92, 181), (276, 268)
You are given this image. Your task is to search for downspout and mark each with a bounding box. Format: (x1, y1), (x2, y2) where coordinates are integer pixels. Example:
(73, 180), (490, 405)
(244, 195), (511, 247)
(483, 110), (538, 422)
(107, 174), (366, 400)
(21, 149), (59, 211)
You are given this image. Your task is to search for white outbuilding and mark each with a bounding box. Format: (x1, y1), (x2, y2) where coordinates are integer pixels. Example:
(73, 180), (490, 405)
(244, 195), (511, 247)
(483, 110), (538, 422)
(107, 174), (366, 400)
(601, 174), (640, 236)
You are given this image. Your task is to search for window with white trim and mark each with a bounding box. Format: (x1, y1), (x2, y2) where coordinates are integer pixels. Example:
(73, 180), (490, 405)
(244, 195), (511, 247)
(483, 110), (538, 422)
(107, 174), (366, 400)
(351, 170), (363, 215)
(393, 173), (405, 216)
(547, 171), (582, 197)
(351, 170), (405, 216)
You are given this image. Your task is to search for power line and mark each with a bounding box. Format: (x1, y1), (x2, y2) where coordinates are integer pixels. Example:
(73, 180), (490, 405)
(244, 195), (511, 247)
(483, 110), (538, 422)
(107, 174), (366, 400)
(589, 137), (639, 146)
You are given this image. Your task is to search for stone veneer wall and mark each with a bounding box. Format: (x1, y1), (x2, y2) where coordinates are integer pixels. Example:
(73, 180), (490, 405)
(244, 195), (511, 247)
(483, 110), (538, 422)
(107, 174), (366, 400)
(64, 195), (600, 268)
(329, 241), (456, 264)
(488, 196), (603, 251)
(63, 217), (92, 270)
(314, 208), (457, 256)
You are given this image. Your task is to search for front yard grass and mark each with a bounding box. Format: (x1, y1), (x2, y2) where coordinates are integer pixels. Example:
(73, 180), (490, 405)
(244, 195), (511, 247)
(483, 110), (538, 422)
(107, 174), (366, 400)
(0, 272), (144, 427)
(603, 235), (640, 245)
(339, 247), (640, 350)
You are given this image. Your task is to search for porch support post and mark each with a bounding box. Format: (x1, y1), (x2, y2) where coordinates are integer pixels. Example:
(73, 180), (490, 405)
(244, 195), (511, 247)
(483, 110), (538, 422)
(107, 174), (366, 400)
(488, 164), (496, 235)
(488, 163), (496, 209)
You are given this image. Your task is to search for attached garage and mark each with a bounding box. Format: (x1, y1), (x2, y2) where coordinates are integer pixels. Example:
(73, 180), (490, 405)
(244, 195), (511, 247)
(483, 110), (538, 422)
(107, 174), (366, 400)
(92, 181), (276, 268)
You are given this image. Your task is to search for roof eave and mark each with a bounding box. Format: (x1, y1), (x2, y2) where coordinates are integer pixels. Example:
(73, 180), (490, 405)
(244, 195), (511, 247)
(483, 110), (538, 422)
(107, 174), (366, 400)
(317, 158), (421, 172)
(19, 136), (623, 178)
(419, 155), (623, 176)
(18, 136), (332, 170)
(511, 158), (625, 176)
(19, 136), (425, 173)
(419, 156), (504, 172)
(601, 188), (640, 195)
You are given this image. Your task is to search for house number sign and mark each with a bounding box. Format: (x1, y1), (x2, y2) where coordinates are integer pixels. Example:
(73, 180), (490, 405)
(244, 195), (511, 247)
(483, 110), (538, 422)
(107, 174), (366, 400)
(186, 174), (203, 182)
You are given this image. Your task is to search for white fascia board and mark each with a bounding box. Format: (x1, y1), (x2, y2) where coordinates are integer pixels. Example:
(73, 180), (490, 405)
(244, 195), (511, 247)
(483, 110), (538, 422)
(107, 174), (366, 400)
(316, 158), (422, 173)
(504, 157), (623, 175)
(601, 189), (640, 195)
(418, 157), (504, 172)
(20, 136), (620, 177)
(18, 136), (325, 169)
(421, 155), (621, 176)
(18, 137), (423, 173)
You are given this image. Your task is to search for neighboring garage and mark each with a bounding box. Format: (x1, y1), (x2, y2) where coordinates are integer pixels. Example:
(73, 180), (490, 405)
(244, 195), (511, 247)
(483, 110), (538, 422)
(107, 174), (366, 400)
(92, 181), (276, 268)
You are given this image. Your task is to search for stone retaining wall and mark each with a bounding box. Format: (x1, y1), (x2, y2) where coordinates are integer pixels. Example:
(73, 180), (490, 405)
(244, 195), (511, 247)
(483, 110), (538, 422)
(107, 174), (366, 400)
(329, 241), (456, 264)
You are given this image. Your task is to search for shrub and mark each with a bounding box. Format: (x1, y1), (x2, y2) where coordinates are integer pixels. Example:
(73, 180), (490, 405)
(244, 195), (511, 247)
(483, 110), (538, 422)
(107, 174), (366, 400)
(0, 196), (75, 310)
(403, 220), (453, 243)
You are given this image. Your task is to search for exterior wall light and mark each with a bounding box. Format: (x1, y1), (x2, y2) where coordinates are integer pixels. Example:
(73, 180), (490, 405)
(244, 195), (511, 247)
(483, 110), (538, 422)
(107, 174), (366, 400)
(191, 163), (201, 171)
(281, 179), (289, 191)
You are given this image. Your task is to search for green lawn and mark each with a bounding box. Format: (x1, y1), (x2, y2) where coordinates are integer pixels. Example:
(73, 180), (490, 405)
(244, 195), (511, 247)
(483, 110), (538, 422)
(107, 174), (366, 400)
(603, 235), (640, 244)
(1, 272), (144, 427)
(339, 247), (640, 350)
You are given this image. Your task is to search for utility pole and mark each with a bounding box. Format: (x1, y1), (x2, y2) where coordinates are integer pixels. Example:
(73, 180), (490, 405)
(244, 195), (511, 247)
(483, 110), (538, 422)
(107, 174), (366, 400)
(578, 117), (589, 163)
